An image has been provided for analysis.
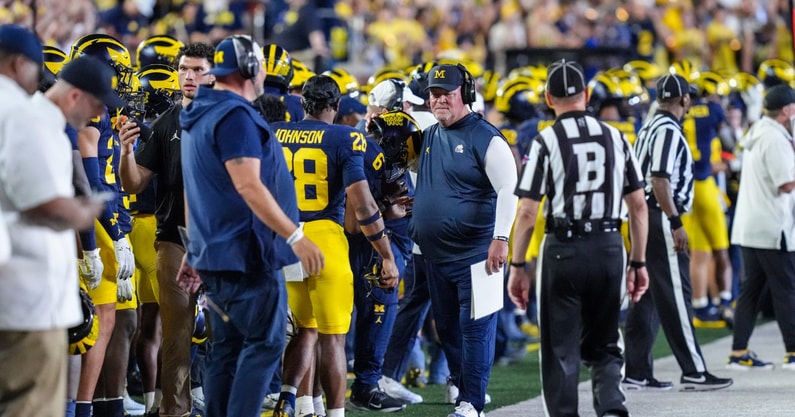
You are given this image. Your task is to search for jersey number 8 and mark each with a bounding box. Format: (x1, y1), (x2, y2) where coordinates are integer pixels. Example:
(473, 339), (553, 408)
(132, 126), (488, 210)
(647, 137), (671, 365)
(282, 148), (329, 211)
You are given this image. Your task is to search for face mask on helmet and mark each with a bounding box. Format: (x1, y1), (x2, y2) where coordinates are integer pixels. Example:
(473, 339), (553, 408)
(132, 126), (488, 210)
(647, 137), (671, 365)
(137, 64), (181, 118)
(368, 110), (423, 182)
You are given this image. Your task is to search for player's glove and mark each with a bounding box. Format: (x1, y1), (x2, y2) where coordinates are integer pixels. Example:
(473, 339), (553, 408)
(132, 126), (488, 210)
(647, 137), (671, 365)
(113, 237), (134, 281)
(117, 275), (134, 302)
(79, 249), (103, 290)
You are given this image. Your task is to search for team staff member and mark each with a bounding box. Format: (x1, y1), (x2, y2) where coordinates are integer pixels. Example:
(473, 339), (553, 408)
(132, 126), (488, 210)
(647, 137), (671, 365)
(508, 59), (649, 417)
(119, 42), (216, 416)
(727, 84), (795, 370)
(627, 73), (733, 391)
(271, 75), (399, 417)
(0, 27), (106, 417)
(177, 35), (324, 417)
(410, 63), (518, 417)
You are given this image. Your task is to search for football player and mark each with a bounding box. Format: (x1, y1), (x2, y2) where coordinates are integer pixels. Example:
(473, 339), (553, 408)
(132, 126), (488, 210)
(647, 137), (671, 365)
(270, 75), (399, 417)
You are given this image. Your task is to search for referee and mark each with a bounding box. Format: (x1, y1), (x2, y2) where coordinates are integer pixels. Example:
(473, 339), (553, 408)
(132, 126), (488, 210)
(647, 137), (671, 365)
(508, 59), (649, 417)
(625, 73), (732, 391)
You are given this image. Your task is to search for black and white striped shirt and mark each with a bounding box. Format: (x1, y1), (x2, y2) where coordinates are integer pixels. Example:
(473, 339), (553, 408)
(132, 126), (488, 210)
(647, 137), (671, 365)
(633, 110), (694, 212)
(515, 110), (645, 220)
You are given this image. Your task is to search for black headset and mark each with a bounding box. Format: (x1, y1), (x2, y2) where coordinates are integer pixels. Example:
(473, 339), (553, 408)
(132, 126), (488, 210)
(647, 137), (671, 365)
(230, 35), (259, 80)
(456, 63), (476, 105)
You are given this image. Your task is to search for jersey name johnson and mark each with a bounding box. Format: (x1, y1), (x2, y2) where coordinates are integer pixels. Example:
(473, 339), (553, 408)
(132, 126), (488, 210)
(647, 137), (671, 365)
(273, 121), (367, 224)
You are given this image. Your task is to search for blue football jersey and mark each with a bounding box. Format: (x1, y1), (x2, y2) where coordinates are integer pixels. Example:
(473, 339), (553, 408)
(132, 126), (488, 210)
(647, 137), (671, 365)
(272, 119), (367, 225)
(89, 110), (129, 237)
(683, 100), (726, 181)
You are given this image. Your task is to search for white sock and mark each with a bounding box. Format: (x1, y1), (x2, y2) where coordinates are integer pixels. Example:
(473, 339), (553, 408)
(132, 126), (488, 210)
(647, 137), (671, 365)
(720, 291), (733, 303)
(281, 384), (298, 395)
(692, 296), (709, 309)
(295, 395), (314, 415)
(313, 395), (326, 416)
(191, 386), (204, 400)
(327, 408), (344, 417)
(153, 389), (162, 410)
(143, 392), (155, 412)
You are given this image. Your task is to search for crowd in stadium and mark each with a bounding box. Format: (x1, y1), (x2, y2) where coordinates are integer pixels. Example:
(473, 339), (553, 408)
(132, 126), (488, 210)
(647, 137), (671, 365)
(2, 0), (795, 417)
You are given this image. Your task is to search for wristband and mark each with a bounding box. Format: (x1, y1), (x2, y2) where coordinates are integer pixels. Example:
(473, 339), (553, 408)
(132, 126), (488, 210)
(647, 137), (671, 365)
(366, 228), (387, 242)
(629, 260), (646, 269)
(286, 224), (304, 246)
(493, 235), (509, 242)
(358, 210), (382, 226)
(668, 215), (683, 230)
(509, 261), (526, 268)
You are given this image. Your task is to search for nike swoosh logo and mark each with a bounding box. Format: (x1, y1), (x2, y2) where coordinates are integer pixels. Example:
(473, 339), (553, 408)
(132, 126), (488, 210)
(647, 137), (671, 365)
(682, 375), (706, 383)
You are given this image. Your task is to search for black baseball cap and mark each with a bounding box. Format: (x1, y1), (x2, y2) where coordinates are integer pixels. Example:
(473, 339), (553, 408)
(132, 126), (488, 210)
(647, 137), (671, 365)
(59, 55), (126, 109)
(546, 59), (586, 97)
(657, 74), (691, 99)
(426, 64), (465, 91)
(763, 84), (795, 110)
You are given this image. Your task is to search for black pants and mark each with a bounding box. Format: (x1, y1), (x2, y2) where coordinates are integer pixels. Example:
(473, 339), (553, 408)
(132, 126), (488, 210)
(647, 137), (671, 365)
(539, 232), (626, 417)
(625, 205), (707, 379)
(732, 247), (795, 352)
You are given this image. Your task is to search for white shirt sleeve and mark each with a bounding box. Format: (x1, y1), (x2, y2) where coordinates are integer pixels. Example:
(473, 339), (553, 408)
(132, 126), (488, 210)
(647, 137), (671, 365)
(484, 135), (518, 238)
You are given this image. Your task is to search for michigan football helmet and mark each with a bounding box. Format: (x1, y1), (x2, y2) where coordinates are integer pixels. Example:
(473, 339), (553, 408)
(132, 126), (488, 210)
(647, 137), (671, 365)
(136, 35), (183, 69)
(495, 76), (543, 122)
(694, 71), (730, 97)
(262, 44), (294, 92)
(479, 69), (502, 103)
(669, 59), (700, 83)
(323, 67), (361, 99)
(587, 72), (625, 115)
(757, 58), (795, 88)
(728, 72), (763, 122)
(136, 64), (180, 118)
(39, 45), (69, 91)
(623, 59), (662, 87)
(507, 64), (548, 83)
(289, 59), (315, 93)
(367, 110), (423, 182)
(70, 34), (135, 100)
(365, 67), (407, 103)
(68, 289), (100, 355)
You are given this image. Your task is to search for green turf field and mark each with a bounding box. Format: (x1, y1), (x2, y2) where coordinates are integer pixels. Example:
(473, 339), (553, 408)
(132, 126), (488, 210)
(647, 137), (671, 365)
(335, 325), (733, 417)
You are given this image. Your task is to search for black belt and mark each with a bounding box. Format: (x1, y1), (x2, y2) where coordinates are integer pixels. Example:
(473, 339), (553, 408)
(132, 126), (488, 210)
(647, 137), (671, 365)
(546, 218), (621, 240)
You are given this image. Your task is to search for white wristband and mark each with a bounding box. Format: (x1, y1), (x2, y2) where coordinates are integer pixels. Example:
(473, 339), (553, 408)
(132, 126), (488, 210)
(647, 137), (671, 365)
(287, 223), (304, 246)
